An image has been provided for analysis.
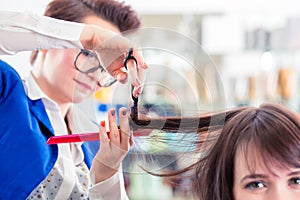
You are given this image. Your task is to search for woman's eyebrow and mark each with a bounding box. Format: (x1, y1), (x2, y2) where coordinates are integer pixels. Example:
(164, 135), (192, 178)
(287, 171), (300, 177)
(240, 174), (268, 184)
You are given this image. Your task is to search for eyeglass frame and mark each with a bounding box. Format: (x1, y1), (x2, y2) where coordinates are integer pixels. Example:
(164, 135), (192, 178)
(73, 49), (117, 87)
(74, 48), (138, 88)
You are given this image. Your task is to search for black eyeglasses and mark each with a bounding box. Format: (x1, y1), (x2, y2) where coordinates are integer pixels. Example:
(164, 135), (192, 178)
(74, 49), (116, 87)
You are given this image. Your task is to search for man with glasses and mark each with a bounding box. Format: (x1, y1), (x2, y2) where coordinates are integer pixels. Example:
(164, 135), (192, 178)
(74, 49), (117, 87)
(0, 0), (146, 199)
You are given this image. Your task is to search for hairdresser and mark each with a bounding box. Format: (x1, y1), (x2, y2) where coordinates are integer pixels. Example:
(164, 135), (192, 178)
(0, 0), (146, 199)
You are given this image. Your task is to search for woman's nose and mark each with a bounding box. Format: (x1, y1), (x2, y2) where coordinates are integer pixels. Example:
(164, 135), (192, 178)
(267, 187), (296, 200)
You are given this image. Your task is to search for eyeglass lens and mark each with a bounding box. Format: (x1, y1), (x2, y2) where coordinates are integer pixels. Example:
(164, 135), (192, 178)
(76, 50), (100, 73)
(75, 50), (116, 87)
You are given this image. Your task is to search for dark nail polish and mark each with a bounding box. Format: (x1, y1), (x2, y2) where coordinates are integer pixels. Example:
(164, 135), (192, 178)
(111, 110), (115, 116)
(122, 110), (127, 116)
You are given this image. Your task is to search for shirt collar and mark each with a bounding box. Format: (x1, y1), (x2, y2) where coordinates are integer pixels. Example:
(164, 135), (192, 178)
(23, 71), (60, 111)
(23, 73), (89, 156)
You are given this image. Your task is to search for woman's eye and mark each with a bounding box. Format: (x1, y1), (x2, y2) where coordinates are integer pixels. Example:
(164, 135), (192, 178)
(245, 181), (265, 190)
(289, 178), (300, 185)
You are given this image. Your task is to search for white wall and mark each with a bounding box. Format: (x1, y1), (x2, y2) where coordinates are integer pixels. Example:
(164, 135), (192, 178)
(0, 0), (51, 76)
(126, 0), (300, 15)
(2, 0), (50, 13)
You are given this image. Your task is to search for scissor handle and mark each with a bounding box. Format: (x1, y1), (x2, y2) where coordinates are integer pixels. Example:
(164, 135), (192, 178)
(123, 48), (138, 70)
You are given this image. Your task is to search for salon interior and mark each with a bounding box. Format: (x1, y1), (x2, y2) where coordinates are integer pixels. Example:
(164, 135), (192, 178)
(2, 0), (300, 199)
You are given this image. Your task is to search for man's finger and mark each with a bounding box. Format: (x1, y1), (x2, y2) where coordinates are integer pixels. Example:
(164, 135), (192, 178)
(118, 107), (131, 150)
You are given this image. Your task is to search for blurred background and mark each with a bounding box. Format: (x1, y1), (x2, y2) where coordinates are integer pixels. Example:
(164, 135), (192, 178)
(2, 0), (300, 199)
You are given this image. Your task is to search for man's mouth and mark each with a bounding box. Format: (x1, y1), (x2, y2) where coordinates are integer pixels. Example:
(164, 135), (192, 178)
(74, 79), (93, 91)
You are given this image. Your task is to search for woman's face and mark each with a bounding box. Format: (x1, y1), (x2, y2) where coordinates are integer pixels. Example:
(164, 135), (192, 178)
(32, 15), (120, 104)
(233, 149), (300, 200)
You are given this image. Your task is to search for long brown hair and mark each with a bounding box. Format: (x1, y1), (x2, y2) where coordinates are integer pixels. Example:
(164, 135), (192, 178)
(30, 0), (141, 65)
(130, 103), (300, 200)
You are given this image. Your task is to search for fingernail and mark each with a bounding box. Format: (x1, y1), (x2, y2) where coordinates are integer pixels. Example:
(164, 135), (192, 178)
(122, 110), (127, 116)
(111, 110), (115, 116)
(100, 120), (106, 127)
(143, 62), (148, 69)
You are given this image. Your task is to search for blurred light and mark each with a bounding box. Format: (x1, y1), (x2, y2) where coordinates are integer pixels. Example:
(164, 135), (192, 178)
(260, 51), (273, 70)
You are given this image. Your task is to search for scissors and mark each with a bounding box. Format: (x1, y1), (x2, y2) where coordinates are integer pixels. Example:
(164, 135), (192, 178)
(123, 48), (139, 121)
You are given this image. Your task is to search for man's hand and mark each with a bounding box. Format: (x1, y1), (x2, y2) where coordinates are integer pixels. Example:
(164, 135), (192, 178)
(80, 24), (147, 97)
(90, 107), (133, 183)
